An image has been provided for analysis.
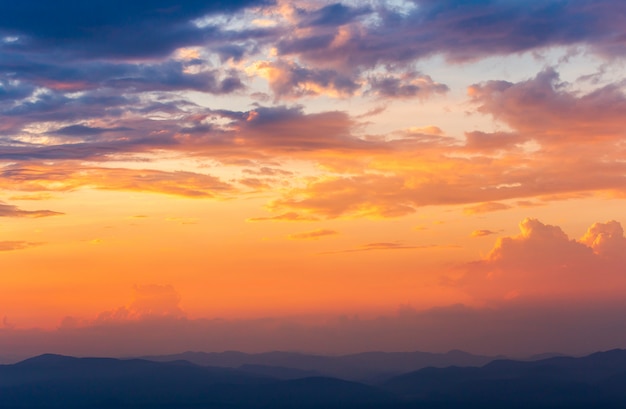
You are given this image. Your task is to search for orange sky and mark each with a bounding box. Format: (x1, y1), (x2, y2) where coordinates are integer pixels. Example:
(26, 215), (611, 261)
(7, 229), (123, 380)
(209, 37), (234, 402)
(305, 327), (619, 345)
(1, 0), (626, 358)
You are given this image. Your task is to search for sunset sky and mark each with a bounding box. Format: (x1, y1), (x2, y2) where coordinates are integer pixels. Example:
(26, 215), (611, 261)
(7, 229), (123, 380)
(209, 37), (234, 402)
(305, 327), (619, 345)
(2, 0), (626, 360)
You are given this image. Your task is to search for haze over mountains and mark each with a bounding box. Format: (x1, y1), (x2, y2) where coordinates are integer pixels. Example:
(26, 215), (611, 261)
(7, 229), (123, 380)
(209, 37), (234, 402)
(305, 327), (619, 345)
(139, 349), (503, 381)
(3, 349), (626, 408)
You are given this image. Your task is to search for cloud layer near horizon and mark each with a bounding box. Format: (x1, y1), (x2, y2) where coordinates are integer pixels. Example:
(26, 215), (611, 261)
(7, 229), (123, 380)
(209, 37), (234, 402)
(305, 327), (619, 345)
(3, 300), (626, 361)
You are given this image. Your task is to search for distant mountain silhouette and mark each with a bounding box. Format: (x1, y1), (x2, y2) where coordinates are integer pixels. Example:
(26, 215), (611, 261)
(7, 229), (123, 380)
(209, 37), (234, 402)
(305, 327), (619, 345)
(139, 349), (502, 381)
(382, 348), (626, 407)
(238, 363), (322, 380)
(0, 354), (393, 408)
(4, 350), (626, 408)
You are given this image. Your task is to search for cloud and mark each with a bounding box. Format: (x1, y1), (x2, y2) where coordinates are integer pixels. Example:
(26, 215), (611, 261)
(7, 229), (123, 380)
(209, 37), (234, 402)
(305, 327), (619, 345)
(324, 241), (438, 254)
(366, 71), (449, 99)
(580, 220), (626, 257)
(278, 0), (626, 71)
(247, 212), (318, 222)
(96, 284), (186, 323)
(0, 165), (233, 198)
(0, 241), (42, 251)
(0, 202), (62, 218)
(460, 218), (626, 301)
(470, 229), (498, 238)
(270, 175), (417, 219)
(242, 167), (293, 176)
(288, 228), (337, 240)
(0, 1), (624, 223)
(468, 68), (626, 144)
(0, 0), (269, 60)
(128, 284), (185, 318)
(51, 125), (132, 138)
(298, 3), (372, 28)
(464, 131), (528, 152)
(249, 60), (360, 99)
(7, 193), (54, 201)
(8, 301), (626, 359)
(464, 202), (513, 215)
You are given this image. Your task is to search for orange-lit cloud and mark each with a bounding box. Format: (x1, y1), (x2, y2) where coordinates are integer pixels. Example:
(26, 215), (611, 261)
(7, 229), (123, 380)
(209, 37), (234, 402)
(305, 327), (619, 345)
(288, 228), (338, 240)
(464, 202), (512, 215)
(247, 60), (359, 99)
(247, 212), (318, 222)
(460, 218), (626, 302)
(0, 202), (63, 218)
(470, 229), (498, 238)
(0, 241), (42, 251)
(93, 285), (186, 324)
(0, 164), (233, 198)
(324, 242), (439, 254)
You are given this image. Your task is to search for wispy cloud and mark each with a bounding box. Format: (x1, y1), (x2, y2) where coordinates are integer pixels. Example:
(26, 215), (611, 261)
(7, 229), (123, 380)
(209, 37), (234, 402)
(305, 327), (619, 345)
(0, 241), (43, 251)
(0, 202), (62, 218)
(470, 229), (499, 238)
(288, 228), (338, 240)
(323, 242), (440, 254)
(247, 212), (318, 222)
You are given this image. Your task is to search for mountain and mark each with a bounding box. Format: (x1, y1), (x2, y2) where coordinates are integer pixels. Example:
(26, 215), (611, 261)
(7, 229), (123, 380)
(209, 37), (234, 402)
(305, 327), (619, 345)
(0, 354), (394, 409)
(382, 348), (626, 407)
(139, 349), (501, 381)
(5, 350), (626, 408)
(238, 364), (322, 380)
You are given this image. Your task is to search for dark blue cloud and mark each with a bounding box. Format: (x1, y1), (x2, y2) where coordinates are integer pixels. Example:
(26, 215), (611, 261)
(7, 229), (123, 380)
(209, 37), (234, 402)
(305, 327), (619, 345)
(366, 71), (449, 99)
(279, 0), (626, 69)
(299, 3), (372, 28)
(51, 125), (133, 137)
(0, 77), (35, 101)
(0, 50), (245, 95)
(0, 0), (272, 60)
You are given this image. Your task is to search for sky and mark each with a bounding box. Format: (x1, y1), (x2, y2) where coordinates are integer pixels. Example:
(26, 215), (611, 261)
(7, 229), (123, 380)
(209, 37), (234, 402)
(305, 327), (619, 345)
(1, 0), (626, 361)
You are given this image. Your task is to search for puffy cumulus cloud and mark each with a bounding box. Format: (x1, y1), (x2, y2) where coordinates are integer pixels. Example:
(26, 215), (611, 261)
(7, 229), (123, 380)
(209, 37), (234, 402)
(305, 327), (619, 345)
(0, 201), (62, 218)
(580, 220), (626, 258)
(288, 228), (338, 240)
(460, 218), (626, 302)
